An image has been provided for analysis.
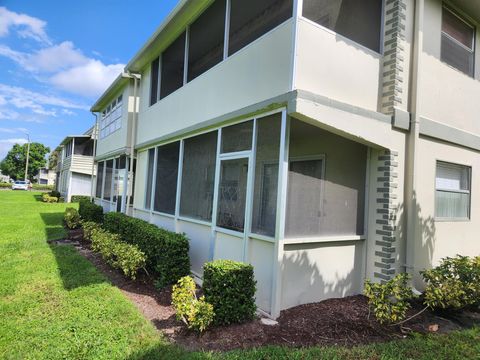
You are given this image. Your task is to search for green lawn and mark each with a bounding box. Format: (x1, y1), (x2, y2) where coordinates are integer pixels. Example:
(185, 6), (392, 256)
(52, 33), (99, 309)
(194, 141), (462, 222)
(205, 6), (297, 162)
(0, 191), (479, 360)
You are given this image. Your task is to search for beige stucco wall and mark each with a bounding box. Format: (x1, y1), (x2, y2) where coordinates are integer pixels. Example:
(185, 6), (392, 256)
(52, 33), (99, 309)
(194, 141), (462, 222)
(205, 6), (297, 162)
(136, 19), (294, 147)
(294, 18), (381, 112)
(420, 0), (480, 135)
(411, 136), (480, 288)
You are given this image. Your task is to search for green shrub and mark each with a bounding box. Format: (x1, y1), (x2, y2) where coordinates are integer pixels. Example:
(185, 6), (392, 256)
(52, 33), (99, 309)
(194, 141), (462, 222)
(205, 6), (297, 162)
(172, 276), (214, 333)
(32, 184), (54, 191)
(81, 221), (101, 241)
(203, 260), (256, 325)
(103, 212), (190, 287)
(91, 228), (146, 279)
(421, 255), (480, 310)
(78, 199), (103, 223)
(42, 193), (58, 203)
(364, 273), (415, 324)
(64, 208), (81, 229)
(71, 195), (90, 203)
(0, 182), (11, 188)
(49, 190), (61, 198)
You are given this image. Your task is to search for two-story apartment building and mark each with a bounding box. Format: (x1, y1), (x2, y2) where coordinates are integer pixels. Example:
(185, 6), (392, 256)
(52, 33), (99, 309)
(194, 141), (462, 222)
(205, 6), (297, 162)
(35, 167), (56, 186)
(56, 127), (96, 201)
(91, 0), (480, 319)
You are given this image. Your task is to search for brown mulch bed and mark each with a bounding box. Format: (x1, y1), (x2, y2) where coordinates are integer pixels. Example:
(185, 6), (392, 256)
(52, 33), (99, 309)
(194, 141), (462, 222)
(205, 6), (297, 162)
(52, 228), (480, 352)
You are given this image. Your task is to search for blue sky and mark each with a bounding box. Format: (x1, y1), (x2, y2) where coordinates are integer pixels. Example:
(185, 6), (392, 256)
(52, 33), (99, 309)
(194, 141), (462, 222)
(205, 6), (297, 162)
(0, 0), (178, 160)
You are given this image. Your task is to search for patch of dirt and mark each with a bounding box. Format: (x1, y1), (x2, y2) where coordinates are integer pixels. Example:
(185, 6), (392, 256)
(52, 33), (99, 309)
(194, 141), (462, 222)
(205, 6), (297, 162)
(62, 228), (480, 352)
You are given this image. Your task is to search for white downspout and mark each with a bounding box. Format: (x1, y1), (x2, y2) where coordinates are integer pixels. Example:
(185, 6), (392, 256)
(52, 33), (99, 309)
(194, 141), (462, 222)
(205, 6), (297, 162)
(124, 72), (141, 213)
(405, 0), (424, 278)
(90, 112), (99, 202)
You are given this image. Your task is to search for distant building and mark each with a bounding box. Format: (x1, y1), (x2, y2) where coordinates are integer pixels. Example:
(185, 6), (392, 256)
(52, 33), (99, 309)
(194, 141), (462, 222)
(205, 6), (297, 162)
(35, 167), (56, 186)
(0, 170), (10, 183)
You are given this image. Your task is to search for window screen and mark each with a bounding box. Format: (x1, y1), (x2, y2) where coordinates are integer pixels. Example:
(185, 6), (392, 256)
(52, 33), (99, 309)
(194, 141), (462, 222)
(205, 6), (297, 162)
(251, 113), (282, 237)
(96, 161), (104, 198)
(217, 158), (249, 232)
(303, 0), (383, 52)
(441, 7), (474, 76)
(160, 32), (186, 99)
(150, 57), (160, 105)
(154, 141), (180, 214)
(145, 148), (155, 210)
(180, 131), (218, 221)
(188, 0), (226, 82)
(221, 120), (253, 153)
(103, 159), (114, 201)
(435, 161), (471, 219)
(229, 0), (293, 56)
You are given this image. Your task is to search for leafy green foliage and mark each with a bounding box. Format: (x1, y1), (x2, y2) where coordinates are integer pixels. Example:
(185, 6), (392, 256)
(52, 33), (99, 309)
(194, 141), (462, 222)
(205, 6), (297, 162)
(91, 227), (146, 279)
(42, 193), (58, 203)
(364, 273), (415, 324)
(203, 260), (256, 325)
(49, 190), (61, 198)
(103, 212), (190, 287)
(81, 220), (101, 241)
(0, 142), (49, 180)
(47, 146), (62, 170)
(421, 255), (480, 310)
(64, 207), (81, 229)
(78, 199), (104, 223)
(71, 195), (90, 203)
(172, 276), (214, 333)
(31, 184), (54, 191)
(0, 182), (11, 188)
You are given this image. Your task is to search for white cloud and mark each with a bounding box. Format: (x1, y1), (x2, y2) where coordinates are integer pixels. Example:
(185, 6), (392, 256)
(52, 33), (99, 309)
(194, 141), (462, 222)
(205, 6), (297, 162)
(0, 137), (28, 145)
(0, 7), (50, 44)
(0, 127), (28, 134)
(61, 109), (75, 116)
(0, 137), (28, 159)
(50, 60), (124, 98)
(0, 109), (20, 120)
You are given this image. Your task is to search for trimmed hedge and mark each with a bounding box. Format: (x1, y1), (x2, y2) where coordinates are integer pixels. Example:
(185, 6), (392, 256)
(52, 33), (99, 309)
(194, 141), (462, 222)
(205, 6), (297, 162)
(203, 260), (256, 325)
(64, 207), (81, 229)
(103, 212), (190, 287)
(81, 221), (101, 242)
(42, 193), (58, 203)
(0, 182), (11, 188)
(32, 184), (54, 191)
(78, 199), (103, 223)
(71, 195), (90, 203)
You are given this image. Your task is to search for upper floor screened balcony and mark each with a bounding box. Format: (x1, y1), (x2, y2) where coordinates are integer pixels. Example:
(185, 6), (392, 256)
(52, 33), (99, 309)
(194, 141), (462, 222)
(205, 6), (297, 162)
(57, 135), (95, 174)
(129, 0), (388, 146)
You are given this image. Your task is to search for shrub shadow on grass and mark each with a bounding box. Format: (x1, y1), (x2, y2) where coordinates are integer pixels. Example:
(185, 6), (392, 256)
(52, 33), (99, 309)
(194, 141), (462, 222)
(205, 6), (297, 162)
(40, 212), (108, 290)
(33, 194), (44, 202)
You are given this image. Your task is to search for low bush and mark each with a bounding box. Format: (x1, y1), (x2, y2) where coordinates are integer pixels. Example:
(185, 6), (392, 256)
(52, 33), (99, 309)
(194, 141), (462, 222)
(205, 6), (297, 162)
(91, 228), (146, 279)
(71, 195), (90, 203)
(78, 199), (103, 223)
(0, 182), (11, 188)
(421, 255), (480, 310)
(203, 260), (256, 325)
(81, 221), (101, 241)
(172, 276), (214, 333)
(64, 207), (81, 229)
(42, 193), (58, 203)
(32, 184), (54, 191)
(49, 190), (61, 198)
(103, 212), (190, 287)
(364, 273), (415, 324)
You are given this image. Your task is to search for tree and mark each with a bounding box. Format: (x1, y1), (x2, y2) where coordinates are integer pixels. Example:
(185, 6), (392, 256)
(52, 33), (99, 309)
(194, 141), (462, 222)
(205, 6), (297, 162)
(0, 142), (50, 181)
(48, 146), (62, 170)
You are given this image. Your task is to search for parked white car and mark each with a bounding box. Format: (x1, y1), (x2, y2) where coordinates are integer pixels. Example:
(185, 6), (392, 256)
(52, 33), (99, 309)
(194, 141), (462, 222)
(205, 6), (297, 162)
(12, 181), (29, 190)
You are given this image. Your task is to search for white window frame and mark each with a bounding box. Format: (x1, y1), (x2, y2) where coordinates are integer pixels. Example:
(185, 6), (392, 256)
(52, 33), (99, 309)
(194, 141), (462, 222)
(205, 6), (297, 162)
(100, 95), (123, 139)
(434, 160), (472, 221)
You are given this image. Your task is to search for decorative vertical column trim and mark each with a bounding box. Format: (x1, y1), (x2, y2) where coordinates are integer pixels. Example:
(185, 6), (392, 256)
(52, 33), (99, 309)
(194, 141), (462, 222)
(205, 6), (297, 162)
(373, 150), (399, 282)
(381, 0), (407, 114)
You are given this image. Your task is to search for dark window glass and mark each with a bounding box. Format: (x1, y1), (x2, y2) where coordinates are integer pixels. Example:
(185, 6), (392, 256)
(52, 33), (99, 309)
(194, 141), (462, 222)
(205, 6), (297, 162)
(103, 159), (114, 201)
(188, 0), (226, 82)
(180, 131), (218, 221)
(145, 148), (155, 209)
(303, 0), (383, 52)
(229, 0), (293, 56)
(150, 57), (160, 105)
(95, 162), (104, 198)
(160, 32), (186, 99)
(221, 120), (253, 153)
(154, 141), (180, 214)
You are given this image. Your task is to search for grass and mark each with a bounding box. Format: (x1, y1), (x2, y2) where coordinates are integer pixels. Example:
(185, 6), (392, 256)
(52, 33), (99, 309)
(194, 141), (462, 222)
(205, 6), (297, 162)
(0, 191), (479, 359)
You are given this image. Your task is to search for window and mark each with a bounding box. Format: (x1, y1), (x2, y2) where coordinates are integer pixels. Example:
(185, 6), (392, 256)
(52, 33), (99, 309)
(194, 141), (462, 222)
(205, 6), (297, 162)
(302, 0), (383, 53)
(150, 57), (160, 106)
(154, 141), (180, 214)
(229, 0), (293, 56)
(188, 0), (226, 82)
(180, 131), (218, 221)
(441, 6), (475, 76)
(217, 158), (249, 232)
(251, 113), (282, 236)
(221, 120), (253, 153)
(100, 95), (123, 139)
(435, 161), (471, 220)
(96, 161), (104, 198)
(64, 141), (72, 159)
(160, 32), (186, 99)
(103, 159), (114, 201)
(145, 148), (155, 210)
